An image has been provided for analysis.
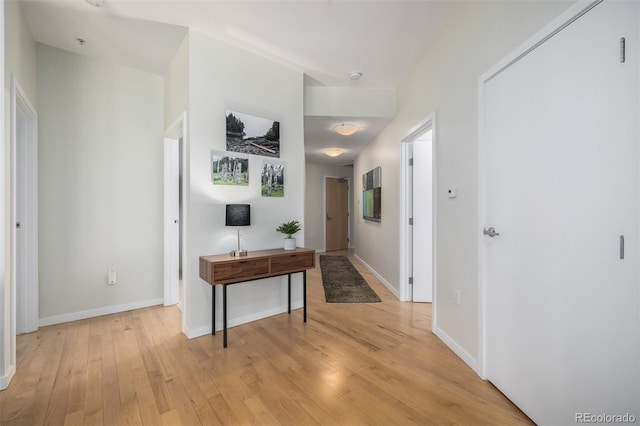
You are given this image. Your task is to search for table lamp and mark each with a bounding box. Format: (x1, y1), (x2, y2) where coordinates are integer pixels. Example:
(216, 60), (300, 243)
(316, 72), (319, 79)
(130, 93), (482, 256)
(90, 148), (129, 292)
(226, 204), (250, 256)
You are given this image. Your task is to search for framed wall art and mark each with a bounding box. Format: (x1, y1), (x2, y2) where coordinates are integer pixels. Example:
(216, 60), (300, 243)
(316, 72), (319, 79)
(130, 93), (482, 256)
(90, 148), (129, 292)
(362, 166), (381, 222)
(211, 151), (249, 186)
(226, 110), (280, 158)
(261, 161), (285, 197)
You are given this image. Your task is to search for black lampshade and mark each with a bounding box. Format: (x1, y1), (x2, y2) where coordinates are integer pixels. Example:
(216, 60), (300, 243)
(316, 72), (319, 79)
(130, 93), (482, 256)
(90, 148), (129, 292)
(226, 204), (250, 227)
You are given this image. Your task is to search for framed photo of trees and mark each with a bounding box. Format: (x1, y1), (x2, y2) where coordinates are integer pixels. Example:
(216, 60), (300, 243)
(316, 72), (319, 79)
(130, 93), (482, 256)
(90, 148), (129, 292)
(261, 161), (285, 197)
(211, 151), (249, 186)
(226, 110), (280, 158)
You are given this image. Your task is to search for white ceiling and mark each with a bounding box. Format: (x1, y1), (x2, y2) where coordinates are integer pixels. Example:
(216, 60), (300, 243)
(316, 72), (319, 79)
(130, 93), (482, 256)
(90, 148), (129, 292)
(20, 0), (457, 165)
(304, 116), (392, 166)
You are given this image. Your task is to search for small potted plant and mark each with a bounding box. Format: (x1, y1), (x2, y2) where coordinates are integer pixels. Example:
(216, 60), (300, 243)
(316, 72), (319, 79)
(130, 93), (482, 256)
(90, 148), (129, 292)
(276, 220), (301, 250)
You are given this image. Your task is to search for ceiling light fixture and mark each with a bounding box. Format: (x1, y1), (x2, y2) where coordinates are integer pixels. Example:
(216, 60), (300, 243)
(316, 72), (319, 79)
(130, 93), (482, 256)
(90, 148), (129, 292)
(334, 123), (359, 136)
(350, 72), (362, 80)
(323, 148), (345, 158)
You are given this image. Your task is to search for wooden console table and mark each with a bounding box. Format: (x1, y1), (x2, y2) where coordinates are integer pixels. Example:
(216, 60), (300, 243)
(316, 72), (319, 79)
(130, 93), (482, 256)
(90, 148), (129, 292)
(199, 247), (316, 347)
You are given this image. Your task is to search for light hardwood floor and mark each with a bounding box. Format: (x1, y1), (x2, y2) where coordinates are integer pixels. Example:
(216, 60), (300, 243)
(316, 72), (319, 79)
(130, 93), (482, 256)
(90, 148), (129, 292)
(0, 251), (532, 425)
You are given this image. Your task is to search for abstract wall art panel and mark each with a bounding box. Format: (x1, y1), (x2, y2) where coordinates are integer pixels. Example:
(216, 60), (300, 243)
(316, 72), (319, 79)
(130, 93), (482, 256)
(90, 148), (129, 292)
(362, 166), (381, 222)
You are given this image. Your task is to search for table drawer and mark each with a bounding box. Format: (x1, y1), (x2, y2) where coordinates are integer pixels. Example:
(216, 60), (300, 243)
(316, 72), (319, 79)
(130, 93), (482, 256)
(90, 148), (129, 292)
(213, 258), (269, 282)
(270, 252), (315, 273)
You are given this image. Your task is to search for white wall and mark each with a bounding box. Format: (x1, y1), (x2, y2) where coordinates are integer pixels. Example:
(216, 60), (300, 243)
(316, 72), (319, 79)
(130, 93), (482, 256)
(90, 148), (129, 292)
(304, 87), (395, 118)
(37, 44), (165, 323)
(304, 162), (354, 251)
(2, 0), (36, 387)
(164, 33), (189, 128)
(354, 1), (572, 367)
(185, 31), (305, 337)
(4, 0), (36, 101)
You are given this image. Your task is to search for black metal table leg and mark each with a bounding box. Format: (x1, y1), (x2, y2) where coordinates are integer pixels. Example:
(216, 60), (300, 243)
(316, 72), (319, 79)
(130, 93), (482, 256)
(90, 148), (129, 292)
(223, 284), (228, 348)
(288, 274), (291, 314)
(303, 270), (307, 322)
(212, 285), (216, 335)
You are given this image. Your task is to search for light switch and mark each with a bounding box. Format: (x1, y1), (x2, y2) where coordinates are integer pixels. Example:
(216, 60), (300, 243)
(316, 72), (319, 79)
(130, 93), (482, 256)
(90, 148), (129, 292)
(108, 267), (117, 285)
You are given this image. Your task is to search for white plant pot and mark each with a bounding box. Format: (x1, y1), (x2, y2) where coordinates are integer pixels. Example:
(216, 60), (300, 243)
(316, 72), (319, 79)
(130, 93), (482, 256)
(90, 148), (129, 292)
(283, 237), (296, 250)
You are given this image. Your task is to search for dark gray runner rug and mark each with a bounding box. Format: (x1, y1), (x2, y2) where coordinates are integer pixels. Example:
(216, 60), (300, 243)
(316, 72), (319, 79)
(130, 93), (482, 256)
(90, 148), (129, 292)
(319, 255), (381, 303)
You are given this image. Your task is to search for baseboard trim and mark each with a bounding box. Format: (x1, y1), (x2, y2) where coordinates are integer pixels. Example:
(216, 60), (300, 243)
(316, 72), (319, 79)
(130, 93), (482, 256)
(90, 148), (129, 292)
(186, 301), (304, 339)
(38, 298), (164, 327)
(353, 253), (400, 299)
(435, 326), (480, 375)
(0, 364), (16, 390)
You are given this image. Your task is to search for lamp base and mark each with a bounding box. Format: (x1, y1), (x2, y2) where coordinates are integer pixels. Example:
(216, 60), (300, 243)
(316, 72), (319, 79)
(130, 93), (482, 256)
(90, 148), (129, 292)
(229, 249), (248, 257)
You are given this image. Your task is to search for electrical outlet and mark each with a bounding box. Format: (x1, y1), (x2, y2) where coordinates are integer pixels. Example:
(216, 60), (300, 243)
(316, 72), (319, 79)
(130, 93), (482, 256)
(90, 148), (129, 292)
(453, 289), (461, 306)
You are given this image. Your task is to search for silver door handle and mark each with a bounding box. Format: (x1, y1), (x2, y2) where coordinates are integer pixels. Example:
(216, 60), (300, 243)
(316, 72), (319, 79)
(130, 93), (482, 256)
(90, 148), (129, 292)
(483, 227), (500, 237)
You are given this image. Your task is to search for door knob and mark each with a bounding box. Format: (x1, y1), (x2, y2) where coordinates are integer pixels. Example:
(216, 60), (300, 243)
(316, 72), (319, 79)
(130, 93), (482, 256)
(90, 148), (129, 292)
(483, 227), (500, 237)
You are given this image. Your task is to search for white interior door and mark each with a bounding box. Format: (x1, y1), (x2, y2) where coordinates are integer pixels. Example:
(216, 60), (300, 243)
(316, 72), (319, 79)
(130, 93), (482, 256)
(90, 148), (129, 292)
(164, 138), (179, 306)
(412, 131), (433, 302)
(12, 76), (38, 336)
(482, 2), (639, 423)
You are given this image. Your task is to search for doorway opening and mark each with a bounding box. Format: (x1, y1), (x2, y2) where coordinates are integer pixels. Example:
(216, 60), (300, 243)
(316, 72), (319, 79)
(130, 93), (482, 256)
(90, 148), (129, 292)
(11, 75), (38, 338)
(324, 176), (350, 252)
(401, 113), (436, 330)
(164, 113), (187, 327)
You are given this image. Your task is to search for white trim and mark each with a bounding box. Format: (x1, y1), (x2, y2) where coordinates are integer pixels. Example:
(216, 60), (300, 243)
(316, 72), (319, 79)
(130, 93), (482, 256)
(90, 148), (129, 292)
(0, 365), (15, 391)
(164, 112), (188, 335)
(434, 326), (480, 376)
(11, 75), (39, 336)
(38, 298), (164, 327)
(165, 113), (185, 140)
(353, 253), (399, 299)
(481, 0), (602, 84)
(0, 0), (7, 386)
(323, 175), (351, 252)
(400, 112), (437, 332)
(477, 0), (601, 379)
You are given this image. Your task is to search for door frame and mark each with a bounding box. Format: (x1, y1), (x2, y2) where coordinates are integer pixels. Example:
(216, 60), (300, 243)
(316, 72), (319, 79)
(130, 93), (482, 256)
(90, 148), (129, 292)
(163, 112), (188, 331)
(477, 0), (605, 379)
(11, 74), (38, 337)
(323, 175), (351, 252)
(400, 112), (437, 330)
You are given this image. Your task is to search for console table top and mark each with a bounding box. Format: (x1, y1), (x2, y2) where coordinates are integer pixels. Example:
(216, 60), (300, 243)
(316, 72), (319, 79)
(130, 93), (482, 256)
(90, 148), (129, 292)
(200, 247), (315, 264)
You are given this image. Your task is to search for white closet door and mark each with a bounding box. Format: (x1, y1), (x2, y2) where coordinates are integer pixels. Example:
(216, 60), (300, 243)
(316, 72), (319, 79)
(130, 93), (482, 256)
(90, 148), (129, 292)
(412, 136), (433, 302)
(483, 2), (639, 424)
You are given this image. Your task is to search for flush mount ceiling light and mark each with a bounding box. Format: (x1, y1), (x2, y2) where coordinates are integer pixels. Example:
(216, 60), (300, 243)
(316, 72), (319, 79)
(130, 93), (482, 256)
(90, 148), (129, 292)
(350, 71), (362, 80)
(334, 123), (359, 136)
(323, 148), (345, 158)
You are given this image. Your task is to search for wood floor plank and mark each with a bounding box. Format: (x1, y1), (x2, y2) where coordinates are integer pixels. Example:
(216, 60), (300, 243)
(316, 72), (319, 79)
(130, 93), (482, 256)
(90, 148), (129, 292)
(66, 323), (90, 418)
(84, 333), (104, 425)
(1, 250), (533, 426)
(101, 316), (123, 426)
(160, 409), (182, 426)
(44, 324), (79, 425)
